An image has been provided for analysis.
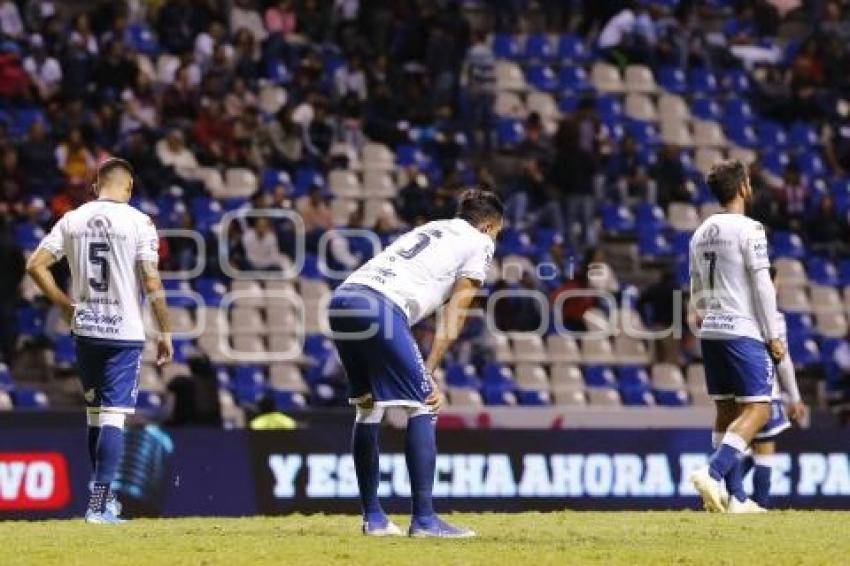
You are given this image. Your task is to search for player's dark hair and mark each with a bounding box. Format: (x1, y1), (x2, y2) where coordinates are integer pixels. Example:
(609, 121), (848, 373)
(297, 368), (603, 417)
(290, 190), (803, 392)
(706, 159), (748, 205)
(93, 157), (134, 195)
(456, 188), (504, 226)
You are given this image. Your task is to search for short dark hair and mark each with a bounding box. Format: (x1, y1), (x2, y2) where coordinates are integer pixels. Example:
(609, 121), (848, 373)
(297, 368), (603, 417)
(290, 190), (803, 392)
(456, 188), (504, 226)
(97, 157), (134, 183)
(706, 159), (748, 205)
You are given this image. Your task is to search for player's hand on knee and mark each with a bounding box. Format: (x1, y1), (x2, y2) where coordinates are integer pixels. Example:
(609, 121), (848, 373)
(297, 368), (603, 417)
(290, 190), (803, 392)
(426, 387), (444, 413)
(767, 338), (785, 363)
(61, 303), (75, 326)
(157, 334), (174, 366)
(788, 401), (807, 424)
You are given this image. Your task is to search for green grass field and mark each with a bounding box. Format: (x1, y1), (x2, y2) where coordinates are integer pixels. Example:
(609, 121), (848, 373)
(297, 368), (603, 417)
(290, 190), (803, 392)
(1, 512), (848, 565)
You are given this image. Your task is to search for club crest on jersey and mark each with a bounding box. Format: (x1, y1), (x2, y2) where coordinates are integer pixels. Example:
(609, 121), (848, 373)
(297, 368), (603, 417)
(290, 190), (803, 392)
(702, 224), (720, 241)
(86, 214), (113, 231)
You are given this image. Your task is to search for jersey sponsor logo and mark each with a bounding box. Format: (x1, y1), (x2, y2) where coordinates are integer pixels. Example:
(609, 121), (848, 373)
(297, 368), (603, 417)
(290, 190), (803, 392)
(0, 452), (71, 510)
(74, 309), (124, 335)
(86, 214), (113, 231)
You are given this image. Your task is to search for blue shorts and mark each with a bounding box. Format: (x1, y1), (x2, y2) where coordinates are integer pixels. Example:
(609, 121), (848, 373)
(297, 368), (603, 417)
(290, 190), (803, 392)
(754, 400), (791, 442)
(75, 336), (143, 413)
(700, 336), (774, 403)
(328, 284), (432, 408)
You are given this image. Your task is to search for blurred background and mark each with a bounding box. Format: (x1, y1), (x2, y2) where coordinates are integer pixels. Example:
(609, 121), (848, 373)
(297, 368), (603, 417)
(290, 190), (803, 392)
(1, 0), (849, 517)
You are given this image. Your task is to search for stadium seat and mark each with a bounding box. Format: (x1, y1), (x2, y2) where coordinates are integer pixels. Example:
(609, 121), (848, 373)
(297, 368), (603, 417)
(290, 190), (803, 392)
(516, 389), (551, 406)
(685, 364), (707, 392)
(654, 389), (689, 407)
(583, 366), (617, 388)
(0, 363), (13, 391)
(778, 285), (812, 313)
(691, 98), (722, 121)
(771, 231), (806, 259)
(495, 61), (527, 91)
(587, 388), (622, 407)
(591, 62), (625, 93)
(693, 120), (727, 148)
(550, 364), (583, 389)
(12, 388), (49, 409)
(790, 122), (819, 148)
(494, 91), (525, 117)
(557, 66), (592, 93)
(613, 335), (651, 365)
(774, 259), (807, 286)
(659, 119), (693, 146)
(580, 337), (616, 365)
(656, 66), (687, 94)
(807, 258), (839, 287)
(224, 168), (259, 198)
(510, 333), (547, 363)
(445, 363), (481, 389)
(515, 364), (549, 390)
(492, 33), (521, 59)
(446, 387), (483, 407)
(667, 203), (700, 232)
(230, 307), (266, 336)
(481, 386), (517, 406)
(624, 65), (658, 93)
(270, 390), (307, 411)
(620, 387), (654, 406)
(526, 92), (559, 121)
(785, 312), (815, 338)
(525, 65), (558, 92)
(617, 366), (650, 388)
(788, 336), (821, 368)
(601, 204), (636, 234)
(0, 391), (12, 411)
(556, 35), (588, 63)
(816, 312), (848, 338)
(553, 387), (586, 406)
(688, 68), (718, 94)
(524, 33), (554, 61)
(362, 143), (395, 171)
(328, 170), (363, 199)
(651, 363), (686, 391)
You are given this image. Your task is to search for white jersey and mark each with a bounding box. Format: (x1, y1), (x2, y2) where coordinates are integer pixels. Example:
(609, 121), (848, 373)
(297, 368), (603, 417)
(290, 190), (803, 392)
(344, 218), (494, 324)
(689, 212), (770, 342)
(38, 199), (159, 343)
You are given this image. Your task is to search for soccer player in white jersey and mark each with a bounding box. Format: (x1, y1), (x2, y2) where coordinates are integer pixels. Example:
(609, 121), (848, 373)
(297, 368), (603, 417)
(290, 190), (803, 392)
(742, 268), (806, 508)
(328, 189), (502, 538)
(688, 159), (785, 513)
(26, 158), (172, 524)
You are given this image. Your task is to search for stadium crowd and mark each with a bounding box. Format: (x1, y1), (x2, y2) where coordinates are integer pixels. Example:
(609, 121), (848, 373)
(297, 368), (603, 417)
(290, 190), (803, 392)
(0, 0), (849, 422)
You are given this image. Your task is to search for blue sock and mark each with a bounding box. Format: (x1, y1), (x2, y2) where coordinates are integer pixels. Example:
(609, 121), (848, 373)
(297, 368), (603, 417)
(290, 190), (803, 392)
(87, 426), (100, 471)
(352, 423), (383, 519)
(405, 414), (436, 520)
(752, 464), (772, 508)
(725, 456), (747, 503)
(740, 454), (754, 479)
(94, 425), (124, 484)
(708, 433), (747, 482)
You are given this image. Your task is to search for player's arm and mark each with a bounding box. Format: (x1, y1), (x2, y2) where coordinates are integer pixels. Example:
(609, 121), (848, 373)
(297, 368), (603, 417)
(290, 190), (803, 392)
(26, 247), (74, 323)
(688, 246), (705, 323)
(138, 259), (173, 366)
(426, 277), (482, 375)
(776, 338), (806, 422)
(744, 224), (785, 361)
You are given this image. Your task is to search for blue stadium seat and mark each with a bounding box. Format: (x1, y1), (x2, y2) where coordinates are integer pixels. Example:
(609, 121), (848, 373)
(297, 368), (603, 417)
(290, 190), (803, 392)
(807, 257), (839, 287)
(163, 280), (199, 308)
(617, 366), (650, 388)
(626, 120), (660, 145)
(691, 98), (722, 121)
(675, 258), (690, 289)
(270, 390), (307, 411)
(655, 389), (689, 407)
(638, 229), (673, 258)
(516, 389), (550, 406)
(193, 278), (227, 306)
(15, 306), (44, 338)
(620, 387), (653, 406)
(264, 59), (291, 85)
(671, 231), (691, 258)
(722, 99), (753, 122)
(128, 23), (159, 55)
(601, 204), (636, 235)
(482, 363), (514, 385)
(231, 366), (267, 405)
(261, 168), (292, 191)
(557, 66), (593, 92)
(636, 203), (667, 230)
(481, 387), (517, 406)
(557, 35), (588, 63)
(688, 68), (718, 94)
(12, 388), (49, 409)
(770, 231), (806, 259)
(724, 122), (759, 148)
(788, 336), (821, 367)
(497, 118), (525, 149)
(303, 334), (334, 366)
(760, 151), (789, 176)
(497, 228), (536, 257)
(656, 66), (687, 94)
(191, 197), (224, 232)
(595, 94), (623, 122)
(784, 312), (815, 338)
(54, 334), (76, 369)
(492, 33), (521, 59)
(524, 34), (554, 61)
(757, 121), (788, 149)
(798, 151), (827, 179)
(790, 122), (819, 148)
(172, 338), (193, 364)
(721, 69), (751, 93)
(136, 391), (164, 414)
(14, 222), (45, 252)
(525, 65), (558, 92)
(9, 108), (45, 138)
(445, 363), (481, 389)
(818, 338), (844, 385)
(558, 94), (579, 113)
(584, 366), (616, 388)
(294, 167), (326, 197)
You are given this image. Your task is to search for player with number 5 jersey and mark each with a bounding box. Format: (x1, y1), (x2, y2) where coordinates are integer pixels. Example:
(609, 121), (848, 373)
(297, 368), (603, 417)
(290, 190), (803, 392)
(26, 158), (172, 524)
(328, 189), (502, 538)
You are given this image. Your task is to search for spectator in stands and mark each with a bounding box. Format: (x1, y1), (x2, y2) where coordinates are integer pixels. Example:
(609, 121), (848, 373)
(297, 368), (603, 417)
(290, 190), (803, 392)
(54, 128), (95, 183)
(806, 195), (846, 256)
(462, 31), (496, 152)
(193, 98), (236, 164)
(493, 271), (545, 332)
(249, 395), (297, 430)
(92, 40), (138, 99)
(231, 0), (267, 43)
(507, 158), (565, 233)
(639, 267), (681, 364)
(775, 162), (807, 229)
(334, 52), (368, 102)
(161, 66), (199, 126)
(297, 184), (334, 235)
(0, 218), (24, 363)
(69, 12), (98, 56)
(606, 135), (651, 202)
(22, 34), (61, 101)
(651, 145), (691, 208)
(0, 0), (24, 40)
(265, 0), (297, 38)
(18, 120), (59, 192)
(242, 217), (289, 271)
(396, 166), (433, 226)
(254, 106), (303, 172)
(156, 128), (199, 174)
(1, 145), (26, 208)
(597, 1), (656, 66)
(550, 117), (596, 249)
(550, 248), (602, 331)
(303, 100), (334, 164)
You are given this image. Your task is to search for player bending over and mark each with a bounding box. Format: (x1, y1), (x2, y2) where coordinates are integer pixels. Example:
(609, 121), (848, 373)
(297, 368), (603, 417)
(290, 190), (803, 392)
(26, 158), (172, 523)
(738, 268), (806, 508)
(328, 189), (502, 538)
(688, 159), (784, 513)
